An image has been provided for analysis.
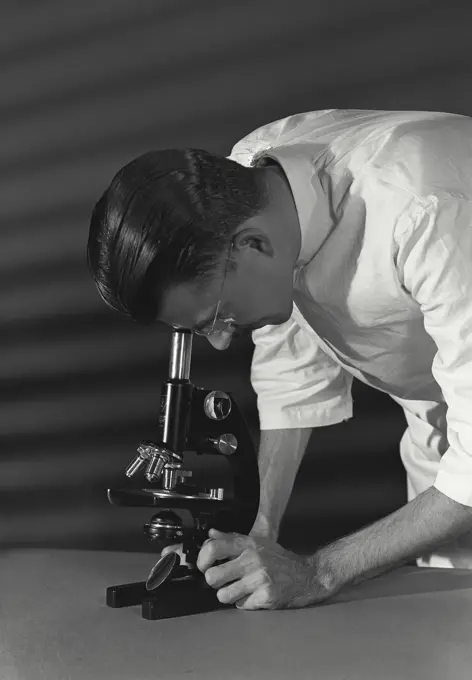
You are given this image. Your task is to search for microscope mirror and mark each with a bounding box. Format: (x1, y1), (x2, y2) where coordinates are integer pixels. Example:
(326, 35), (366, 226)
(146, 552), (180, 592)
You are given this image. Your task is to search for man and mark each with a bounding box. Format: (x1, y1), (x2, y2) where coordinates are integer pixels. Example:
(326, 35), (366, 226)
(88, 108), (472, 611)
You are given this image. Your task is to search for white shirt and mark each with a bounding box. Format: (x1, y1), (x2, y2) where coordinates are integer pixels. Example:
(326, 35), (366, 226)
(229, 109), (472, 510)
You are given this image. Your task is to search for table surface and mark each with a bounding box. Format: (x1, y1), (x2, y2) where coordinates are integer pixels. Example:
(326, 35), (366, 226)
(1, 549), (472, 680)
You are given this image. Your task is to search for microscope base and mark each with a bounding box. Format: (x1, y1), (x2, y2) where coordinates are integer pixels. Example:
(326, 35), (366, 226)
(106, 577), (232, 620)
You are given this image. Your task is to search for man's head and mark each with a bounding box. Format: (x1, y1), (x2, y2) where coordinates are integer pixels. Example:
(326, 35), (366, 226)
(87, 148), (301, 349)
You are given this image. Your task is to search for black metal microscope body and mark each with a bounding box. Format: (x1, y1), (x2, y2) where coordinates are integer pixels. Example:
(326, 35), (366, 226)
(106, 329), (260, 619)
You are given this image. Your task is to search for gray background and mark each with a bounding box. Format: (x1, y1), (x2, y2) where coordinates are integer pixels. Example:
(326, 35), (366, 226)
(2, 0), (472, 553)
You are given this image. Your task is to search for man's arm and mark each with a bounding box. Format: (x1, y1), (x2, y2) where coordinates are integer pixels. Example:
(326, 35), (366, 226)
(315, 486), (472, 592)
(196, 484), (472, 610)
(251, 427), (312, 540)
(311, 193), (472, 589)
(249, 307), (354, 539)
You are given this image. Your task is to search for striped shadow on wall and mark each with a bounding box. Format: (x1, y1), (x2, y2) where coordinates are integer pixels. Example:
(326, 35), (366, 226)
(1, 0), (471, 550)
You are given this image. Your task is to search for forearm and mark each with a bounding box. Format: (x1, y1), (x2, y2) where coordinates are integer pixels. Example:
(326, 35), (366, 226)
(315, 486), (472, 591)
(252, 427), (312, 539)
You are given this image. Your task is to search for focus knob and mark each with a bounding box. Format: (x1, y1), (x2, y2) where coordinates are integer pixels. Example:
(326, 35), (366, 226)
(209, 433), (238, 455)
(204, 391), (232, 420)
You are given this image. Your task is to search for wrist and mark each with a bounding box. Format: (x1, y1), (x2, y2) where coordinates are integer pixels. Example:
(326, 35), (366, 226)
(250, 514), (279, 541)
(308, 543), (346, 594)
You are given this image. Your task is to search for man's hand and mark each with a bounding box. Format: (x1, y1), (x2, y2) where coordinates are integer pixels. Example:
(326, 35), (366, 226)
(197, 528), (338, 610)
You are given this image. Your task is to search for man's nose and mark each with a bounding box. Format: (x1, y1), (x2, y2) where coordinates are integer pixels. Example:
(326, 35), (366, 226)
(206, 329), (233, 350)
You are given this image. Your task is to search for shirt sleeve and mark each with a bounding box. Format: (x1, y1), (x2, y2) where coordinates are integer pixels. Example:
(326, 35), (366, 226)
(398, 195), (472, 506)
(251, 305), (353, 430)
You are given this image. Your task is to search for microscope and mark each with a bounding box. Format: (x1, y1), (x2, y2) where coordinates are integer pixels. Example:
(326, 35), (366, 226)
(106, 329), (260, 620)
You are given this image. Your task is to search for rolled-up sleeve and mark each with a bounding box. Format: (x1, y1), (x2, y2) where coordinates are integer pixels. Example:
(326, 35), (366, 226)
(251, 306), (353, 430)
(399, 195), (472, 506)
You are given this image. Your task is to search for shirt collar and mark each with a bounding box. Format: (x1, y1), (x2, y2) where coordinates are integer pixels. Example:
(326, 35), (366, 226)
(251, 143), (335, 266)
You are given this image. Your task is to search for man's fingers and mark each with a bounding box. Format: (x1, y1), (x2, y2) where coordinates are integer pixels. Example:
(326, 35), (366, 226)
(161, 543), (181, 556)
(203, 552), (249, 589)
(235, 590), (267, 610)
(197, 533), (250, 572)
(208, 528), (234, 539)
(216, 574), (256, 605)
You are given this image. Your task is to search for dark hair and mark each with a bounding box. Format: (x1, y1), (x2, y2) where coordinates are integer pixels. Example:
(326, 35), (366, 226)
(87, 148), (268, 324)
